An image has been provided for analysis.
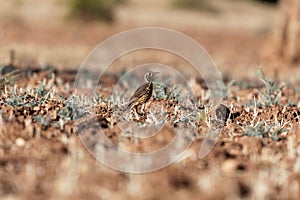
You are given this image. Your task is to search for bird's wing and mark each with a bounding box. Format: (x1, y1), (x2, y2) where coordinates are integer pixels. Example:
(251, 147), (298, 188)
(129, 83), (147, 101)
(125, 84), (147, 111)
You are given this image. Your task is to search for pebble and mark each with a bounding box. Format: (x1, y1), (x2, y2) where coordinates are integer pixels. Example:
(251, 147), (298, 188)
(33, 106), (40, 111)
(221, 159), (238, 174)
(15, 137), (25, 147)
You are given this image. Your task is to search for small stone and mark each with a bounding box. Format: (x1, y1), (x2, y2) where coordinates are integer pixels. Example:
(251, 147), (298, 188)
(215, 104), (230, 122)
(221, 159), (238, 174)
(33, 106), (40, 111)
(15, 137), (25, 147)
(60, 134), (69, 144)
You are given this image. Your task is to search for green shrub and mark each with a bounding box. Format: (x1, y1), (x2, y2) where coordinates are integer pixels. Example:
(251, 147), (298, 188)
(257, 68), (284, 106)
(68, 0), (125, 22)
(172, 0), (218, 12)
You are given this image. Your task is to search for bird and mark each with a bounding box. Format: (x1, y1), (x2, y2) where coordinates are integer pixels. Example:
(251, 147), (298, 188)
(125, 71), (159, 115)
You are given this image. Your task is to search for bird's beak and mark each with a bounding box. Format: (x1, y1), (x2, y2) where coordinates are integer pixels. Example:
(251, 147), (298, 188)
(153, 72), (159, 76)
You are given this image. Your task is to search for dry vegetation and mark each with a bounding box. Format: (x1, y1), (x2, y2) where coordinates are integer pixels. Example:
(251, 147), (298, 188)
(0, 62), (299, 199)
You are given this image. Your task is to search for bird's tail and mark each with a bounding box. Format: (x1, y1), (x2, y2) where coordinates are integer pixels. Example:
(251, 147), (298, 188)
(124, 100), (135, 111)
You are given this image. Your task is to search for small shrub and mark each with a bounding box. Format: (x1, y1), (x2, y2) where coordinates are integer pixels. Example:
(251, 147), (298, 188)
(244, 122), (271, 138)
(68, 0), (125, 22)
(4, 83), (49, 108)
(58, 95), (86, 122)
(33, 115), (52, 128)
(244, 122), (287, 140)
(257, 68), (284, 106)
(172, 0), (218, 13)
(153, 82), (169, 100)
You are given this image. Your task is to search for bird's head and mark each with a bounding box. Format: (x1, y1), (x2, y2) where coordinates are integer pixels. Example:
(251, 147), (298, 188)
(144, 71), (159, 83)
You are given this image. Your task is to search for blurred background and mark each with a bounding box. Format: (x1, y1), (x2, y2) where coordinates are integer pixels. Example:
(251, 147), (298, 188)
(0, 0), (299, 81)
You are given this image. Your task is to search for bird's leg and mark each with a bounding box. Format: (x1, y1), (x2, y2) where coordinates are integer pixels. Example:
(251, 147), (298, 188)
(136, 105), (144, 116)
(134, 106), (140, 120)
(141, 103), (146, 113)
